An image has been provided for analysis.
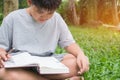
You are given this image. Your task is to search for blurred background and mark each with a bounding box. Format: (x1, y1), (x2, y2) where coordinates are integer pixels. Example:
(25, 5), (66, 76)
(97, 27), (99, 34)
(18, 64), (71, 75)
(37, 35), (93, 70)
(0, 0), (120, 80)
(1, 0), (120, 26)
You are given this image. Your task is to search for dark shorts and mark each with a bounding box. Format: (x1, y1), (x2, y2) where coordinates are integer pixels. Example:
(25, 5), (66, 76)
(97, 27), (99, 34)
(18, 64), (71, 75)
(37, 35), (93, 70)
(52, 53), (66, 61)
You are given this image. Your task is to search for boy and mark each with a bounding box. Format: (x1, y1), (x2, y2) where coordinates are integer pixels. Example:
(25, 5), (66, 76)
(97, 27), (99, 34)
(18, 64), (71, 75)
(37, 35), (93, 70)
(0, 0), (89, 80)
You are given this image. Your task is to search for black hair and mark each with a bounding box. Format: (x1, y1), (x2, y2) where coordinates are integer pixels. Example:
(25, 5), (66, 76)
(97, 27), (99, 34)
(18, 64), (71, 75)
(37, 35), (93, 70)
(31, 0), (61, 11)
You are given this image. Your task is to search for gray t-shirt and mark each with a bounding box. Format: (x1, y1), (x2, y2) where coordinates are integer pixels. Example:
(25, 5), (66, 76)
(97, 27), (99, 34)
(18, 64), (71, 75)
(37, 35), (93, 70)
(0, 9), (75, 56)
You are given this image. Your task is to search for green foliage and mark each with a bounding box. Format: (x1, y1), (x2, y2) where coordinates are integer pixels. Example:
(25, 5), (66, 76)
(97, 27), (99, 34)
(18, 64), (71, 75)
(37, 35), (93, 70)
(57, 0), (69, 23)
(0, 13), (3, 24)
(0, 0), (3, 13)
(0, 0), (28, 24)
(19, 0), (28, 8)
(56, 26), (120, 80)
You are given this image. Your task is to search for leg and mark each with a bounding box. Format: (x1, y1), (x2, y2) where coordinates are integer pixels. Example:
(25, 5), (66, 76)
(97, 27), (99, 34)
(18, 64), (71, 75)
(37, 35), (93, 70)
(43, 54), (79, 80)
(69, 76), (84, 80)
(0, 68), (48, 80)
(0, 54), (80, 80)
(0, 68), (6, 80)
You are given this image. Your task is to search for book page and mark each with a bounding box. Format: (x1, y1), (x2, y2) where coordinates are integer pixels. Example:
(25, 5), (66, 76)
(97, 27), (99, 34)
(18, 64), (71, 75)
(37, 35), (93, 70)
(4, 52), (36, 67)
(31, 56), (67, 68)
(4, 52), (67, 69)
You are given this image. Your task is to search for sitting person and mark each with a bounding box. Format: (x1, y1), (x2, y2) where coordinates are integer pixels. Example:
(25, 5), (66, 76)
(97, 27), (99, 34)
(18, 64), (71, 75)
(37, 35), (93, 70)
(0, 0), (89, 80)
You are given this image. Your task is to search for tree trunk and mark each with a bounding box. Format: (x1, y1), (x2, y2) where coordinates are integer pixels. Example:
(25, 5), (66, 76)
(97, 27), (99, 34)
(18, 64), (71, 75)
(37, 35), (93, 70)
(79, 0), (98, 25)
(68, 0), (79, 25)
(97, 0), (104, 22)
(97, 0), (119, 25)
(79, 0), (88, 25)
(111, 0), (119, 25)
(87, 0), (98, 23)
(4, 0), (18, 17)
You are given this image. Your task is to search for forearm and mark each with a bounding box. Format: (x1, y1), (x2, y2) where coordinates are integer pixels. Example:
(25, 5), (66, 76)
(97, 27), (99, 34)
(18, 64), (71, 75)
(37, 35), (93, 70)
(65, 43), (85, 57)
(65, 43), (89, 74)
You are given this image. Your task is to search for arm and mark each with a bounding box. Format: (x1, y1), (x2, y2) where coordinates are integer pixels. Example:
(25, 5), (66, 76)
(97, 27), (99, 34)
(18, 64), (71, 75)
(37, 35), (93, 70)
(65, 43), (89, 74)
(57, 13), (89, 74)
(0, 14), (13, 68)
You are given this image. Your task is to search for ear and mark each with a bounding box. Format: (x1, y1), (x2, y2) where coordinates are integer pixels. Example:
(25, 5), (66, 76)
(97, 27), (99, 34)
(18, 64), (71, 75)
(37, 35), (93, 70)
(27, 0), (32, 6)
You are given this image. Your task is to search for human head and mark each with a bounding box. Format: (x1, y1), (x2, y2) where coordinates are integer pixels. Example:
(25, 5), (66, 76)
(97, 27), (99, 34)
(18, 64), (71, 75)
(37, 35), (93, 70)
(27, 0), (61, 23)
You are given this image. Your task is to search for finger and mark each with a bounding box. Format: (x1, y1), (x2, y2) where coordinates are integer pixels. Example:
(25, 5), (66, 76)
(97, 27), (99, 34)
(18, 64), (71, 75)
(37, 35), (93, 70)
(80, 60), (89, 74)
(0, 53), (8, 61)
(6, 54), (11, 59)
(81, 56), (89, 71)
(0, 59), (4, 68)
(85, 56), (90, 65)
(78, 61), (85, 74)
(77, 71), (82, 76)
(85, 56), (90, 71)
(78, 60), (82, 72)
(79, 64), (84, 74)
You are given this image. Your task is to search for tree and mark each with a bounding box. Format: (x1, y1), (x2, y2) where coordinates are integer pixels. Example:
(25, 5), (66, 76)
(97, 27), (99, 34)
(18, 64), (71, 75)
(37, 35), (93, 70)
(79, 0), (89, 25)
(0, 0), (4, 13)
(19, 0), (27, 9)
(79, 0), (98, 25)
(3, 0), (18, 17)
(97, 0), (119, 25)
(68, 0), (79, 25)
(79, 0), (119, 26)
(111, 0), (119, 25)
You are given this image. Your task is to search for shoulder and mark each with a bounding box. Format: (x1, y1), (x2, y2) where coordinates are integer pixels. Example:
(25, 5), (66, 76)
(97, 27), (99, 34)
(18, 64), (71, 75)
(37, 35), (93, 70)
(50, 12), (66, 25)
(7, 9), (25, 16)
(1, 9), (26, 28)
(52, 12), (63, 20)
(52, 12), (69, 30)
(4, 9), (25, 21)
(54, 12), (61, 17)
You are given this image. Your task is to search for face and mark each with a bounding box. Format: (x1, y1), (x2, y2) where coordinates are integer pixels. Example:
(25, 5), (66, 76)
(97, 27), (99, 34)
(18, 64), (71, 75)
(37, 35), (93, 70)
(29, 5), (54, 23)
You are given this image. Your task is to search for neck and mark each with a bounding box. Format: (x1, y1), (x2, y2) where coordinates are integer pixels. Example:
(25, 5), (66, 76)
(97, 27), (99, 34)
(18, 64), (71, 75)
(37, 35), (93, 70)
(26, 8), (32, 16)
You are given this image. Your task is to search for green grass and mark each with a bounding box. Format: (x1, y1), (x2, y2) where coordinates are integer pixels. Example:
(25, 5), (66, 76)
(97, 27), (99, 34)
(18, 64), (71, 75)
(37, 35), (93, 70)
(0, 18), (120, 79)
(56, 26), (120, 80)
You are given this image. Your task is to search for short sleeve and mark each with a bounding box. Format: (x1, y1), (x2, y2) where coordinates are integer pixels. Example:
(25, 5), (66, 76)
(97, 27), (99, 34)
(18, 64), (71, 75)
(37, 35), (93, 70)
(0, 16), (13, 51)
(58, 14), (75, 48)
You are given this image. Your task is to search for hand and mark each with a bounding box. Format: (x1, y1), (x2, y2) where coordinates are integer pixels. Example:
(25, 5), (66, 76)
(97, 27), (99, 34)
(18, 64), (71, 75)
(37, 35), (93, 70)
(0, 48), (11, 68)
(77, 54), (89, 74)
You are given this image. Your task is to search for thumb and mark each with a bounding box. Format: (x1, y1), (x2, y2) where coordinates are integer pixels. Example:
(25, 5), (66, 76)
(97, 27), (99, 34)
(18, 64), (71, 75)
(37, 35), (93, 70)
(77, 60), (83, 73)
(6, 54), (11, 59)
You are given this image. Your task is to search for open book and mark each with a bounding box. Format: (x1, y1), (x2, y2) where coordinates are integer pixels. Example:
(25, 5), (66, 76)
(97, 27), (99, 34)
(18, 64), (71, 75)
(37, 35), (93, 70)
(4, 52), (69, 74)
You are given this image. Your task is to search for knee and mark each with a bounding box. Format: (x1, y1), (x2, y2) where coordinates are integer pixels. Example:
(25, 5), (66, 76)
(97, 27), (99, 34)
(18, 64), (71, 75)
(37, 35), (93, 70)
(0, 68), (5, 79)
(0, 68), (19, 80)
(5, 69), (48, 80)
(68, 58), (79, 77)
(3, 68), (32, 80)
(4, 69), (20, 80)
(62, 54), (79, 77)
